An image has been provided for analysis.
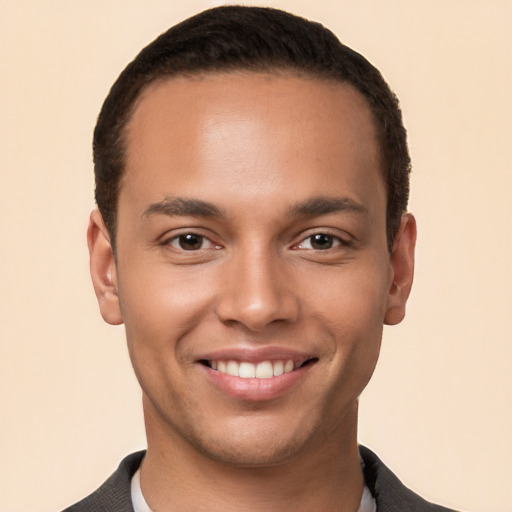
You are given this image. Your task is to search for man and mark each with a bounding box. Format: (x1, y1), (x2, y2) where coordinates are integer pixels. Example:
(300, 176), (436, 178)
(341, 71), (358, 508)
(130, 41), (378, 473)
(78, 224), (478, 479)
(65, 6), (458, 512)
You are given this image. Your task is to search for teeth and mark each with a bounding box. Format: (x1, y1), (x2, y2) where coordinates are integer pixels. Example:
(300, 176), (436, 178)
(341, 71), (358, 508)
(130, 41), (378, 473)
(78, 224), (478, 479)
(239, 362), (256, 378)
(209, 359), (297, 379)
(273, 360), (284, 376)
(255, 361), (273, 378)
(226, 360), (239, 377)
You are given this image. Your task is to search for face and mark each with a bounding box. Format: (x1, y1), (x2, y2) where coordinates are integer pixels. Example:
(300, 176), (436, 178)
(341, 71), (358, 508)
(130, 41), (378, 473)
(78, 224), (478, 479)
(89, 72), (415, 467)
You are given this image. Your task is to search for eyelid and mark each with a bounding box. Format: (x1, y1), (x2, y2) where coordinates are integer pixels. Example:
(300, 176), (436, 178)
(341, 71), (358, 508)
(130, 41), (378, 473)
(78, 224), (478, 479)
(291, 229), (352, 250)
(161, 229), (222, 251)
(168, 235), (214, 251)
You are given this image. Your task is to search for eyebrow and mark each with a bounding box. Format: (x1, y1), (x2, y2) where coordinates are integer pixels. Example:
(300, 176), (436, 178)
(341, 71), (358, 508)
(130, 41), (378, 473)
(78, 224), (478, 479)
(289, 196), (368, 217)
(142, 195), (367, 220)
(142, 197), (223, 219)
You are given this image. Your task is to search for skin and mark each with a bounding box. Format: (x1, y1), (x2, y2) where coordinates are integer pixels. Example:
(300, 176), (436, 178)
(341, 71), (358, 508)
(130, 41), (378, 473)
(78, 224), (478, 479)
(88, 72), (416, 511)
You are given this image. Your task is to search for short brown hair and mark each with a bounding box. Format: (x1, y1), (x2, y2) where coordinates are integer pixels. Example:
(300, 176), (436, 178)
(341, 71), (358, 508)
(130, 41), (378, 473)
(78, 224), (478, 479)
(93, 5), (411, 251)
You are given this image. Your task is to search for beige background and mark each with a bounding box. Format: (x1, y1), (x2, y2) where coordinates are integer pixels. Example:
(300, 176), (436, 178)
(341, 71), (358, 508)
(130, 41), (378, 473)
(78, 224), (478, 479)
(1, 1), (510, 511)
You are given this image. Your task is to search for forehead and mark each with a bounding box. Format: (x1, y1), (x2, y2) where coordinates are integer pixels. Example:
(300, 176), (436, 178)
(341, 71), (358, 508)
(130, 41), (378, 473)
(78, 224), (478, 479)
(121, 72), (383, 214)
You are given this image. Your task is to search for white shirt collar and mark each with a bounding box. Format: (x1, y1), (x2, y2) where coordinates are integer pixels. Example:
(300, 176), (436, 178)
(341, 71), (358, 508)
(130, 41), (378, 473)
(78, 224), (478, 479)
(131, 468), (376, 512)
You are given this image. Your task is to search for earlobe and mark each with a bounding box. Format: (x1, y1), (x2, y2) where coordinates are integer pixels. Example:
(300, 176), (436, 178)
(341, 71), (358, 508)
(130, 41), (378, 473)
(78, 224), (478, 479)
(87, 209), (123, 326)
(384, 213), (417, 326)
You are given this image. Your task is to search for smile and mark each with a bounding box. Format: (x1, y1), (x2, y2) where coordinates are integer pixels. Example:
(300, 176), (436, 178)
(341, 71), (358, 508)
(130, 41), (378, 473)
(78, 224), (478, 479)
(202, 358), (317, 379)
(199, 353), (318, 401)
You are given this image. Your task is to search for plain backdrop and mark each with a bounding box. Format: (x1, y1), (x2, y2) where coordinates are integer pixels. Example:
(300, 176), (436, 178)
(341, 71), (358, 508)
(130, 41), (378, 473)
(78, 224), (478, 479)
(1, 1), (511, 511)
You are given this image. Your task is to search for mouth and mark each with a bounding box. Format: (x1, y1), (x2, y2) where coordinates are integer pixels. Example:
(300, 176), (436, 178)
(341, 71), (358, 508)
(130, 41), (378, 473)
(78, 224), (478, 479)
(199, 357), (318, 379)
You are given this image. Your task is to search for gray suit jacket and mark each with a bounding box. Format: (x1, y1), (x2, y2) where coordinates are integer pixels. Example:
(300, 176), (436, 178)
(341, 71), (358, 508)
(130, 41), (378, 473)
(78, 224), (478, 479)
(63, 446), (459, 511)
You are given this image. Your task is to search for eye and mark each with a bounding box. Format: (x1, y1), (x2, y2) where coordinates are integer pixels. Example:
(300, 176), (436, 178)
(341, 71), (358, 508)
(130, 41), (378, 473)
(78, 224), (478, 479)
(297, 233), (344, 250)
(167, 233), (216, 251)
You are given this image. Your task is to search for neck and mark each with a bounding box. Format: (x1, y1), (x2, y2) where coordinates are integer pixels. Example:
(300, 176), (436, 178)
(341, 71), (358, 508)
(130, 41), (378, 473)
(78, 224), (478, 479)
(140, 399), (364, 512)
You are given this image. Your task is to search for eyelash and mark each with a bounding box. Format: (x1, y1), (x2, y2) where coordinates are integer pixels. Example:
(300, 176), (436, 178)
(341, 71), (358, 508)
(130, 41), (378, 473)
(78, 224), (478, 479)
(293, 232), (350, 251)
(162, 231), (349, 252)
(164, 232), (221, 251)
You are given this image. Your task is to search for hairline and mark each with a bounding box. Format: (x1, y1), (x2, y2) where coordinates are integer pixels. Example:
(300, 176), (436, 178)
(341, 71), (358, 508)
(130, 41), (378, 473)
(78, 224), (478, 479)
(111, 66), (391, 250)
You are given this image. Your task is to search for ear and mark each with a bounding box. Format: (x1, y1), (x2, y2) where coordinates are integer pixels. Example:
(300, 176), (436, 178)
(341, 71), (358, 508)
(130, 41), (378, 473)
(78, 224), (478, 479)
(384, 213), (417, 325)
(87, 209), (123, 325)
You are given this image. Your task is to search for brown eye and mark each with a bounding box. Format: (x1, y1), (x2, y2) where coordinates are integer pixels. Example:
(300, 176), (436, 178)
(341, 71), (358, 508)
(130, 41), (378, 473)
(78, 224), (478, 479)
(171, 233), (205, 250)
(310, 233), (334, 250)
(296, 232), (344, 251)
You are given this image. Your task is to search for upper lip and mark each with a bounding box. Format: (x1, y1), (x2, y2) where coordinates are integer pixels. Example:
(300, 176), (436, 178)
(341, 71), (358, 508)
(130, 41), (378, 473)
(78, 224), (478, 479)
(197, 347), (315, 366)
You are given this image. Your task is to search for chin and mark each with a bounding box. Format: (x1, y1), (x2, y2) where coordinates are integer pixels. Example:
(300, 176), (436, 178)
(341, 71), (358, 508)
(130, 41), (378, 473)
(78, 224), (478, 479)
(196, 433), (307, 468)
(179, 414), (321, 468)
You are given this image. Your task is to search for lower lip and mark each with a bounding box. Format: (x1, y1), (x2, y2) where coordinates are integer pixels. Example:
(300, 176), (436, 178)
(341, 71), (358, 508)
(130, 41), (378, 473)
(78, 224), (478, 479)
(201, 363), (314, 402)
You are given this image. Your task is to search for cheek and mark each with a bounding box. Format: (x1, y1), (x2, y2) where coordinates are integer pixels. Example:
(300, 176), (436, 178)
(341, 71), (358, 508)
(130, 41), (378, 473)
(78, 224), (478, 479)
(116, 262), (216, 364)
(308, 260), (389, 376)
(308, 256), (390, 326)
(117, 270), (211, 414)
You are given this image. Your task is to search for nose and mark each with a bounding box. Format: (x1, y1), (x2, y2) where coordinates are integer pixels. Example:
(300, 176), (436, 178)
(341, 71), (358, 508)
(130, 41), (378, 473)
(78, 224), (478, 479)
(215, 246), (300, 331)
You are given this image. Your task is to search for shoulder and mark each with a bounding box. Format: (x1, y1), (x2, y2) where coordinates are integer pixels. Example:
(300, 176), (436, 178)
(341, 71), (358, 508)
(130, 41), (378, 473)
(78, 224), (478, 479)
(62, 451), (146, 512)
(63, 447), (459, 511)
(359, 446), (460, 512)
